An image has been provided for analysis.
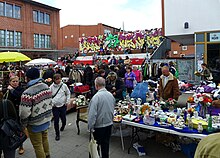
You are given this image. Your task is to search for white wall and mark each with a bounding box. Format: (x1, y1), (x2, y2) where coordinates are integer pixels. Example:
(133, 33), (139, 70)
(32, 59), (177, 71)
(164, 0), (220, 36)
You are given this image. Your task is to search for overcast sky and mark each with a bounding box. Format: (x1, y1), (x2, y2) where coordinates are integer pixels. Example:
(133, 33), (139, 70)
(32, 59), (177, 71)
(35, 0), (162, 31)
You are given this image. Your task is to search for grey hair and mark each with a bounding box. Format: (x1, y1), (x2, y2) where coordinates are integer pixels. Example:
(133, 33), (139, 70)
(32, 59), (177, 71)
(95, 77), (106, 87)
(162, 66), (169, 71)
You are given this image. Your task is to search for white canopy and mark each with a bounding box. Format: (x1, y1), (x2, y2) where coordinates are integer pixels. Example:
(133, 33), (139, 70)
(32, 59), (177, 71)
(25, 58), (57, 66)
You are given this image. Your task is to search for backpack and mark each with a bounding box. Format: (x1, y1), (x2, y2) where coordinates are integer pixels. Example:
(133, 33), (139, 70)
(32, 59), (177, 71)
(0, 99), (27, 150)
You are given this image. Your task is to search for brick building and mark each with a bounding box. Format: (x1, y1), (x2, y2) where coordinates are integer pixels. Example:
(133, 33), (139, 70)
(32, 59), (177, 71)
(0, 0), (62, 60)
(60, 23), (120, 52)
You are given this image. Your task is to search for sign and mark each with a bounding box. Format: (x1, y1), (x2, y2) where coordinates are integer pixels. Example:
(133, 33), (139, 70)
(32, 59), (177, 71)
(210, 32), (220, 42)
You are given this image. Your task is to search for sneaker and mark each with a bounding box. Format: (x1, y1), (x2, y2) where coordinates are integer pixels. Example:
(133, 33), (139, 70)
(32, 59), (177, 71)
(18, 147), (25, 155)
(55, 135), (60, 141)
(60, 126), (65, 131)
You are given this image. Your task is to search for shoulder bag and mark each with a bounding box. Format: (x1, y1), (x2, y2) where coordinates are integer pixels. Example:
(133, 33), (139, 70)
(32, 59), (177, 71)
(0, 99), (27, 150)
(52, 84), (63, 98)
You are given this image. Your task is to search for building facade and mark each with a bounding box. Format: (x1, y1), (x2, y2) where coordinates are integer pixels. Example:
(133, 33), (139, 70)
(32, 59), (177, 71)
(60, 23), (120, 52)
(0, 0), (61, 59)
(162, 0), (220, 82)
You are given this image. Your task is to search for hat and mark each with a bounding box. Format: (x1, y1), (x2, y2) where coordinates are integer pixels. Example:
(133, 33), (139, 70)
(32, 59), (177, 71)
(26, 68), (40, 80)
(108, 71), (117, 77)
(54, 65), (59, 69)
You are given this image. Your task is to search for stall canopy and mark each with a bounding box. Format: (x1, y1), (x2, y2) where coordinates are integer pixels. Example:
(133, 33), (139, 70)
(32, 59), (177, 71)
(0, 52), (31, 63)
(25, 58), (57, 66)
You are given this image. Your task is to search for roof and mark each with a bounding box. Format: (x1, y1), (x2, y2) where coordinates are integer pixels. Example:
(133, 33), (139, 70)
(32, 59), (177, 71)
(101, 23), (120, 30)
(23, 0), (61, 11)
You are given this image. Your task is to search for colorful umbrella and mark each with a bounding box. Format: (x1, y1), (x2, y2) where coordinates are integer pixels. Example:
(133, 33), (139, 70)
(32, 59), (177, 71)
(25, 58), (57, 66)
(0, 52), (31, 63)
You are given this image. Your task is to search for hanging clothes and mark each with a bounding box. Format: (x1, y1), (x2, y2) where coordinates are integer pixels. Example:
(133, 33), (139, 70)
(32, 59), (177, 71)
(69, 69), (83, 83)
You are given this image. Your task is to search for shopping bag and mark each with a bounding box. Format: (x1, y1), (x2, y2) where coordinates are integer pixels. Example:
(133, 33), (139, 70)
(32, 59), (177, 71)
(88, 133), (100, 158)
(131, 81), (149, 103)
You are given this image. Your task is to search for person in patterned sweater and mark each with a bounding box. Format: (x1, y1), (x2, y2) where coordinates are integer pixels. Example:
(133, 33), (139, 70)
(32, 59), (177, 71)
(19, 68), (52, 158)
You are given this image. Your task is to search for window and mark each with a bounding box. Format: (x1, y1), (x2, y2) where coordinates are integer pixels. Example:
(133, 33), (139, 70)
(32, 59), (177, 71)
(34, 34), (39, 48)
(34, 34), (51, 48)
(40, 34), (45, 48)
(0, 30), (5, 46)
(39, 12), (44, 23)
(15, 32), (22, 47)
(45, 35), (51, 48)
(0, 30), (22, 47)
(14, 5), (21, 19)
(6, 31), (14, 46)
(6, 3), (13, 17)
(33, 10), (38, 22)
(0, 2), (4, 16)
(196, 34), (204, 42)
(45, 13), (50, 24)
(33, 10), (50, 24)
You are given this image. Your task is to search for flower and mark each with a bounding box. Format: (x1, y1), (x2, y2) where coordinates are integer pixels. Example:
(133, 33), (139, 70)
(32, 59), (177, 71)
(164, 98), (177, 109)
(75, 95), (88, 106)
(188, 93), (213, 106)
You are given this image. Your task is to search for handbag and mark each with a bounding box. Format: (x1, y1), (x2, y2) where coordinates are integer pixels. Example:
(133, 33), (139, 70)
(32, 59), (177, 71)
(0, 99), (27, 150)
(88, 133), (100, 158)
(74, 85), (90, 93)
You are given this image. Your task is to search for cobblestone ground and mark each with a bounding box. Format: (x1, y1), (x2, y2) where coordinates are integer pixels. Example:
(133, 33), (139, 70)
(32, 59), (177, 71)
(12, 112), (186, 158)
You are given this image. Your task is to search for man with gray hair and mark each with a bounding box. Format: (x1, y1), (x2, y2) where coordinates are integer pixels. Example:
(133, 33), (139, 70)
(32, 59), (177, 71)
(88, 77), (115, 158)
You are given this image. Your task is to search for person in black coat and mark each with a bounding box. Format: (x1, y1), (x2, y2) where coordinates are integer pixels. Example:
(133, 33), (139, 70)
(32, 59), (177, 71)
(83, 65), (93, 87)
(3, 76), (25, 155)
(106, 71), (125, 101)
(42, 66), (55, 80)
(0, 98), (18, 158)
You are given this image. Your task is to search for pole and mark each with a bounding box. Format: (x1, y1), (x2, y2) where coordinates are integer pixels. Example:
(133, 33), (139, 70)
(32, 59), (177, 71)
(123, 21), (124, 32)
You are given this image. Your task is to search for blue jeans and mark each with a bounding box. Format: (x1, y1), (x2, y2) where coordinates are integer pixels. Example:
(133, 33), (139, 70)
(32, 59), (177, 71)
(52, 105), (67, 136)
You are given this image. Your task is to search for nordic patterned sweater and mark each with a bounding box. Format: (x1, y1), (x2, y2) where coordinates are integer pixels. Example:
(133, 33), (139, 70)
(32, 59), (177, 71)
(19, 79), (53, 127)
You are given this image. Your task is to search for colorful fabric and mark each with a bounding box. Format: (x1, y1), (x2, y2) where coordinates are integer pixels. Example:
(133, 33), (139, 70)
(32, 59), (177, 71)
(20, 80), (53, 127)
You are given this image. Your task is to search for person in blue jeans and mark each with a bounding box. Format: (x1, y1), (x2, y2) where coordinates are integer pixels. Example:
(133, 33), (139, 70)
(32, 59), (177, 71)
(50, 74), (71, 141)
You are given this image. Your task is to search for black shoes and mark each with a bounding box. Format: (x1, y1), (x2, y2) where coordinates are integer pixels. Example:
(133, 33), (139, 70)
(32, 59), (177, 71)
(55, 135), (60, 141)
(60, 126), (65, 131)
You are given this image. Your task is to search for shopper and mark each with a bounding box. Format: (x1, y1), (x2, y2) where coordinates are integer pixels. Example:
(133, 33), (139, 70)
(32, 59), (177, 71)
(20, 68), (53, 158)
(124, 67), (136, 95)
(88, 77), (115, 158)
(200, 63), (211, 81)
(106, 71), (124, 101)
(158, 66), (180, 100)
(132, 66), (142, 83)
(3, 76), (25, 155)
(50, 74), (70, 141)
(0, 99), (18, 158)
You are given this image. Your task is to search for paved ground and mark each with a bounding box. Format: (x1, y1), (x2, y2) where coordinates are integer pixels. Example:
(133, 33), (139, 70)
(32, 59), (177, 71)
(13, 112), (187, 158)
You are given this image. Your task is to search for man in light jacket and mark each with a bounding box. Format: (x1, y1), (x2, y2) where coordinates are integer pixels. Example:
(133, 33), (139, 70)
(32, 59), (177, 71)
(88, 77), (115, 158)
(50, 74), (70, 141)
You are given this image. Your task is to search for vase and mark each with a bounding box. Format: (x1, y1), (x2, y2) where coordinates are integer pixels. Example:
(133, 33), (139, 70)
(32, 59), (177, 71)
(199, 103), (207, 118)
(169, 105), (174, 112)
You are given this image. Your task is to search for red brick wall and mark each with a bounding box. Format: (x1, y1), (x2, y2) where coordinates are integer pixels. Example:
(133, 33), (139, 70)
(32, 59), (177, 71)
(0, 0), (60, 50)
(60, 23), (119, 50)
(169, 41), (195, 58)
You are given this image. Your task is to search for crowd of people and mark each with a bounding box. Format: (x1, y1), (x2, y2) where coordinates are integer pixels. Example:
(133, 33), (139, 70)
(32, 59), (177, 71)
(0, 52), (215, 158)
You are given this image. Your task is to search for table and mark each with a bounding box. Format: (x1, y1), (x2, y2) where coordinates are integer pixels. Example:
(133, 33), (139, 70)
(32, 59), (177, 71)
(122, 120), (208, 154)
